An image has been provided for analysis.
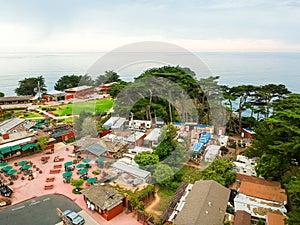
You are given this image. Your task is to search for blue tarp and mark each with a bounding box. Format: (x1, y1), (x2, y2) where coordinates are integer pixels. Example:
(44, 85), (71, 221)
(191, 142), (204, 152)
(199, 132), (211, 144)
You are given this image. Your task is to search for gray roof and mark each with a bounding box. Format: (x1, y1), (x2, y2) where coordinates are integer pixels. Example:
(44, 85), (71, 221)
(174, 180), (230, 225)
(0, 118), (25, 134)
(81, 185), (124, 211)
(85, 143), (107, 157)
(65, 85), (93, 92)
(112, 161), (151, 179)
(144, 128), (161, 142)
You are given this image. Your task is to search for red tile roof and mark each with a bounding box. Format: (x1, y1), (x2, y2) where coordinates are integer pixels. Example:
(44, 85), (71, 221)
(239, 181), (287, 203)
(236, 174), (281, 187)
(234, 210), (251, 225)
(267, 212), (287, 225)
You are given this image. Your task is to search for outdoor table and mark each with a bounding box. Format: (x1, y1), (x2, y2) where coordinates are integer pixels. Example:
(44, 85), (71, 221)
(76, 164), (85, 169)
(18, 160), (28, 166)
(7, 169), (17, 175)
(78, 169), (88, 174)
(62, 171), (72, 177)
(64, 161), (73, 167)
(21, 164), (32, 170)
(2, 166), (13, 172)
(0, 162), (8, 167)
(86, 177), (97, 184)
(82, 158), (91, 163)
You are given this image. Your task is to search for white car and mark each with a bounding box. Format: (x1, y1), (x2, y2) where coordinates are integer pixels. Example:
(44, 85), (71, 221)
(63, 210), (85, 225)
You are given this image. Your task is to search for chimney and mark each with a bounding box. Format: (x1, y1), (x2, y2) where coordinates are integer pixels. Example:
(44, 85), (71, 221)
(3, 133), (9, 139)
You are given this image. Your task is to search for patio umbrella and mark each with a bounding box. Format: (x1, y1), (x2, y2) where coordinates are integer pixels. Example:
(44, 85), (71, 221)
(96, 158), (106, 163)
(78, 169), (88, 174)
(7, 169), (17, 175)
(62, 171), (72, 177)
(2, 165), (13, 172)
(21, 164), (32, 170)
(82, 158), (91, 163)
(64, 161), (73, 167)
(18, 160), (28, 166)
(0, 161), (8, 167)
(76, 164), (85, 169)
(86, 177), (97, 184)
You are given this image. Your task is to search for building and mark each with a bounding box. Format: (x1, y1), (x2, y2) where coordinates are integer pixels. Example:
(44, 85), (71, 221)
(233, 210), (251, 225)
(0, 96), (35, 104)
(233, 155), (257, 176)
(111, 161), (151, 182)
(204, 145), (220, 162)
(81, 185), (124, 221)
(64, 85), (95, 100)
(0, 118), (27, 135)
(168, 180), (230, 225)
(83, 143), (108, 157)
(128, 146), (153, 155)
(99, 82), (119, 94)
(43, 90), (65, 102)
(126, 131), (146, 146)
(128, 119), (152, 130)
(242, 128), (255, 140)
(266, 212), (287, 225)
(234, 180), (287, 219)
(103, 117), (127, 130)
(0, 131), (37, 160)
(143, 128), (161, 147)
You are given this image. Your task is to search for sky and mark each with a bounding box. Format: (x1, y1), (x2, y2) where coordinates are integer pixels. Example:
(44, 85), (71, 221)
(1, 0), (300, 52)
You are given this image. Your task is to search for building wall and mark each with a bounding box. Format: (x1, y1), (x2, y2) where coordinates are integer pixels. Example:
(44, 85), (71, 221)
(61, 132), (75, 141)
(103, 203), (123, 221)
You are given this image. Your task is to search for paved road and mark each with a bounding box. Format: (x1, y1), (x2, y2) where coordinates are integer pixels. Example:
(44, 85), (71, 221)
(0, 194), (81, 225)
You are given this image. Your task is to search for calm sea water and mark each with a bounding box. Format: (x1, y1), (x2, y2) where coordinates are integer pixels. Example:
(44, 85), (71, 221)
(0, 52), (299, 96)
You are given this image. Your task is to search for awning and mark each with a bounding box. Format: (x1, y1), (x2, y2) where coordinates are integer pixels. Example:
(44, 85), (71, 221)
(11, 144), (21, 151)
(1, 147), (11, 154)
(22, 143), (38, 151)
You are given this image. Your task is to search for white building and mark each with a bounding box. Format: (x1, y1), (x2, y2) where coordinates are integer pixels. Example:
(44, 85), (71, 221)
(143, 128), (161, 147)
(128, 146), (153, 155)
(204, 145), (220, 162)
(233, 155), (257, 176)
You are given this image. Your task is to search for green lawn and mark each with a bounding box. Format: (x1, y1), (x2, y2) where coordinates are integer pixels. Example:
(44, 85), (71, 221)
(44, 99), (114, 116)
(176, 165), (203, 184)
(157, 186), (176, 211)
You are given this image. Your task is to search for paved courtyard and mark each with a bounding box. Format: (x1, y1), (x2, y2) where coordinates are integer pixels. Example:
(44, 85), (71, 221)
(0, 142), (140, 225)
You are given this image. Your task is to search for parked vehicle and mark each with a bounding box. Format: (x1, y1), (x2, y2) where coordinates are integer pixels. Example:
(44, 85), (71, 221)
(63, 210), (85, 225)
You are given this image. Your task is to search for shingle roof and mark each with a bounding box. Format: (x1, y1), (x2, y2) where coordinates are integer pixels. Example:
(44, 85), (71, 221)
(266, 212), (287, 225)
(233, 210), (251, 225)
(236, 174), (281, 187)
(81, 185), (123, 211)
(239, 181), (287, 203)
(85, 143), (107, 157)
(0, 95), (33, 102)
(174, 180), (230, 225)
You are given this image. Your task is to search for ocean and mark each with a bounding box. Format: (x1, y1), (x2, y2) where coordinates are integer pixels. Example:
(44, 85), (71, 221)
(0, 52), (299, 96)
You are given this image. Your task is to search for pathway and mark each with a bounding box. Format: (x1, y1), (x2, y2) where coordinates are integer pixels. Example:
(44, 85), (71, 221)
(145, 185), (162, 219)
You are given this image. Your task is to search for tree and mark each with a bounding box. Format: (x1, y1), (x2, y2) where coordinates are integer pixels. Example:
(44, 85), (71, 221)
(81, 117), (98, 137)
(201, 158), (236, 187)
(37, 136), (50, 150)
(15, 76), (46, 96)
(154, 139), (177, 161)
(0, 92), (4, 97)
(54, 75), (82, 91)
(95, 70), (120, 85)
(70, 179), (84, 190)
(253, 94), (300, 180)
(74, 111), (94, 135)
(153, 163), (174, 186)
(107, 81), (128, 98)
(79, 74), (94, 86)
(134, 152), (159, 167)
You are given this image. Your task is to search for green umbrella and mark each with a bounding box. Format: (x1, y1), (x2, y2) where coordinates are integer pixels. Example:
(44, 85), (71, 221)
(86, 177), (97, 183)
(96, 158), (106, 163)
(2, 165), (13, 172)
(76, 164), (85, 169)
(82, 158), (91, 163)
(18, 160), (28, 166)
(7, 169), (17, 175)
(62, 171), (72, 177)
(78, 169), (88, 174)
(64, 161), (73, 167)
(0, 161), (8, 167)
(21, 164), (32, 170)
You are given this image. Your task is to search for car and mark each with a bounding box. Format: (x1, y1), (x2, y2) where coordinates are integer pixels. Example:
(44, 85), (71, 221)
(63, 210), (85, 225)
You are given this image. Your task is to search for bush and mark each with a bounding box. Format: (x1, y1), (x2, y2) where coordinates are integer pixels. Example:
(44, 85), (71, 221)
(72, 187), (82, 194)
(92, 170), (100, 175)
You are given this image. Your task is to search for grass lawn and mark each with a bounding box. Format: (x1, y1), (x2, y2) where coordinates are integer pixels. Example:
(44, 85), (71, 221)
(45, 99), (113, 116)
(157, 186), (176, 211)
(177, 165), (203, 184)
